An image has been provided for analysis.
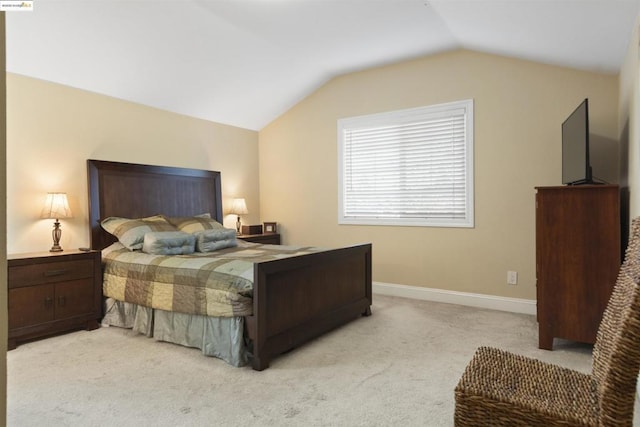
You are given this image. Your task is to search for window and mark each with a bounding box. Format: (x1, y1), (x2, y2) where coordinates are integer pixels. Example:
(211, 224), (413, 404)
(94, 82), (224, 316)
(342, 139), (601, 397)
(338, 99), (474, 228)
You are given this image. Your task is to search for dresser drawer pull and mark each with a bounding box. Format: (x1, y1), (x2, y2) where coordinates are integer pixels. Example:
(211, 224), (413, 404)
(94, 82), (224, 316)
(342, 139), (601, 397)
(43, 269), (69, 277)
(58, 296), (66, 306)
(44, 296), (53, 308)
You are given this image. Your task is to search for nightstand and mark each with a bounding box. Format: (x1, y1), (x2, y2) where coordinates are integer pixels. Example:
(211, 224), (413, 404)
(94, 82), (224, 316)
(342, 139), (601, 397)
(238, 233), (281, 245)
(7, 249), (102, 349)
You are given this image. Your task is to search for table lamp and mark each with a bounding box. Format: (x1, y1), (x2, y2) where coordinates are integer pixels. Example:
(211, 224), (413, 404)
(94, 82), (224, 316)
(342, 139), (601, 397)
(41, 192), (72, 252)
(230, 198), (248, 233)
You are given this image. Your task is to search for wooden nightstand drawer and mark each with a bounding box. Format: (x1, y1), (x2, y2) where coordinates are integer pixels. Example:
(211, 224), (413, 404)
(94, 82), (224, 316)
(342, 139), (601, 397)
(8, 259), (94, 288)
(238, 233), (281, 244)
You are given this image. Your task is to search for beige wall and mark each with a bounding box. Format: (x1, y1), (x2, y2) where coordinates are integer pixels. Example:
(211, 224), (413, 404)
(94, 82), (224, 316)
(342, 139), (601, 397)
(619, 17), (640, 220)
(259, 49), (619, 300)
(6, 74), (260, 255)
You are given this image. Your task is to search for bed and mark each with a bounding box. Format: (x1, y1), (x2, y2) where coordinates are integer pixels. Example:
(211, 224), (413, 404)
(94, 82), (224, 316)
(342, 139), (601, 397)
(87, 159), (372, 370)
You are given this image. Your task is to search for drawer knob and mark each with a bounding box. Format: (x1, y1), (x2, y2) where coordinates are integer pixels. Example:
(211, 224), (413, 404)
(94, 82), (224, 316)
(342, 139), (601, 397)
(43, 269), (69, 277)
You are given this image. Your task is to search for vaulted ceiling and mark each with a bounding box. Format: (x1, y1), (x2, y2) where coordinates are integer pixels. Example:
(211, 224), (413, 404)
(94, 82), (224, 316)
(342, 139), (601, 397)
(6, 0), (640, 131)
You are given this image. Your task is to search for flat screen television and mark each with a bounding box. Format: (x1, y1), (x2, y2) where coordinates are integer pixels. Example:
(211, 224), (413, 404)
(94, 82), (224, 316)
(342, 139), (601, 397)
(562, 98), (593, 185)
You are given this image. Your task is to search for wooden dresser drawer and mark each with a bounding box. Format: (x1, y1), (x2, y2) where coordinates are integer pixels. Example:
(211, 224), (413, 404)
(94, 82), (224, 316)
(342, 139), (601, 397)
(8, 259), (94, 288)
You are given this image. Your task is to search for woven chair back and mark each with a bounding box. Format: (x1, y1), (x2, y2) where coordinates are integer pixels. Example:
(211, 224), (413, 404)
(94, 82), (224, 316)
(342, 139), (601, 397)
(591, 216), (640, 424)
(622, 216), (640, 270)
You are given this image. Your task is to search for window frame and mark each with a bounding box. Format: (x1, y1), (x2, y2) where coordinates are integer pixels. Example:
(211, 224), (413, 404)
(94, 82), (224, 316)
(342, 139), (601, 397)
(337, 99), (474, 228)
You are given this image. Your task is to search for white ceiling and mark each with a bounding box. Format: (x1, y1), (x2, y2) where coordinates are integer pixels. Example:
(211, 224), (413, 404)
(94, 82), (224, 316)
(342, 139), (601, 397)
(6, 0), (640, 131)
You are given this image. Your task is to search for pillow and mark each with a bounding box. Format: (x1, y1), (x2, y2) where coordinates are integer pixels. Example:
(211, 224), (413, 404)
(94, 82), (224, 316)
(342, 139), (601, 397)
(101, 215), (177, 250)
(142, 231), (196, 255)
(195, 228), (238, 252)
(165, 215), (224, 234)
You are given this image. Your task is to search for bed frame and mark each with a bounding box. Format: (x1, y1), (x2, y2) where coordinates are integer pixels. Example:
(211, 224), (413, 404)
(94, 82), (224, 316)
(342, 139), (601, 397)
(87, 159), (372, 370)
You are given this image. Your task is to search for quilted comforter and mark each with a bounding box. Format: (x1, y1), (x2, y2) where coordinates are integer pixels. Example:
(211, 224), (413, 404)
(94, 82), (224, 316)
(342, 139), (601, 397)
(102, 242), (321, 317)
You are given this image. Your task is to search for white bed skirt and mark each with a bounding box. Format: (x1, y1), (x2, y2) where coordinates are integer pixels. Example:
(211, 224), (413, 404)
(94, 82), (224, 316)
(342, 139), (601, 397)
(102, 298), (249, 367)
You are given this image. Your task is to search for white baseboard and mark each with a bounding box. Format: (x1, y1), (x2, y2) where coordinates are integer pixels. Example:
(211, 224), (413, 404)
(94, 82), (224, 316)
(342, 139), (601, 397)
(372, 281), (537, 315)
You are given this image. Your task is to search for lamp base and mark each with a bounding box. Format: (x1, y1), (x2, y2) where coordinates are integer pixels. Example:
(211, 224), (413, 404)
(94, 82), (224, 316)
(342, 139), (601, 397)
(50, 219), (63, 252)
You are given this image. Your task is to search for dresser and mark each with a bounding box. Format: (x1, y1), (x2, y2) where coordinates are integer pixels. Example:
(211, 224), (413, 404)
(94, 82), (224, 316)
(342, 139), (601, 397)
(535, 185), (620, 349)
(8, 249), (102, 349)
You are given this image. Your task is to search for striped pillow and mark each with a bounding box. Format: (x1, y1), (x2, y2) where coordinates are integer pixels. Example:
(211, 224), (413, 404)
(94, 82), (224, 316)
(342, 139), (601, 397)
(101, 215), (177, 250)
(165, 215), (224, 234)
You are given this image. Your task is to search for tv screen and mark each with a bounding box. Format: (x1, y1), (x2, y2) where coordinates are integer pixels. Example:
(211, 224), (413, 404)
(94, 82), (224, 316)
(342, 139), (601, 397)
(562, 98), (592, 185)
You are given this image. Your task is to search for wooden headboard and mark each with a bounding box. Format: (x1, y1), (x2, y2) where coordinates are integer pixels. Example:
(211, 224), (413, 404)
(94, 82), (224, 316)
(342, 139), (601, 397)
(87, 159), (223, 250)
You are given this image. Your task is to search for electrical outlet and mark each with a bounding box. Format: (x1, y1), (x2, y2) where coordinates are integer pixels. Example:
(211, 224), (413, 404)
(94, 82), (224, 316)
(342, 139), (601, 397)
(507, 271), (518, 285)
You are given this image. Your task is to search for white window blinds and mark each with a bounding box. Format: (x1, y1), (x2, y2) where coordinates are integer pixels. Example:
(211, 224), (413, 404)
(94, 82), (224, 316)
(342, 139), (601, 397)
(338, 99), (474, 228)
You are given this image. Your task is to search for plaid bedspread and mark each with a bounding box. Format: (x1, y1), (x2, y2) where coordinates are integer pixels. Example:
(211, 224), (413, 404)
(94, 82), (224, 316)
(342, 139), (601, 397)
(102, 242), (321, 317)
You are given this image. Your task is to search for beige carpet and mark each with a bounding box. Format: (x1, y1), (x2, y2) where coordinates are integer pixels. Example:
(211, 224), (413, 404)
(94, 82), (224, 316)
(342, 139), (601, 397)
(6, 295), (614, 426)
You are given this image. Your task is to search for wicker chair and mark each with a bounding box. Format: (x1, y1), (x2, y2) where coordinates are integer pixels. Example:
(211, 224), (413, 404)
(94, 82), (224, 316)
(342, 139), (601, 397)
(454, 217), (640, 426)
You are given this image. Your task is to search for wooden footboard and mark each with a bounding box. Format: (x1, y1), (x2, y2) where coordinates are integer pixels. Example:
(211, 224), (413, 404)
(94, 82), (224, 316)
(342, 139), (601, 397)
(245, 243), (372, 371)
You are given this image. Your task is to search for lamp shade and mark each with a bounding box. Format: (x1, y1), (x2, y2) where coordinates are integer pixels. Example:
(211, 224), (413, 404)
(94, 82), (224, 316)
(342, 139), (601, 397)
(41, 192), (73, 220)
(230, 198), (248, 215)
